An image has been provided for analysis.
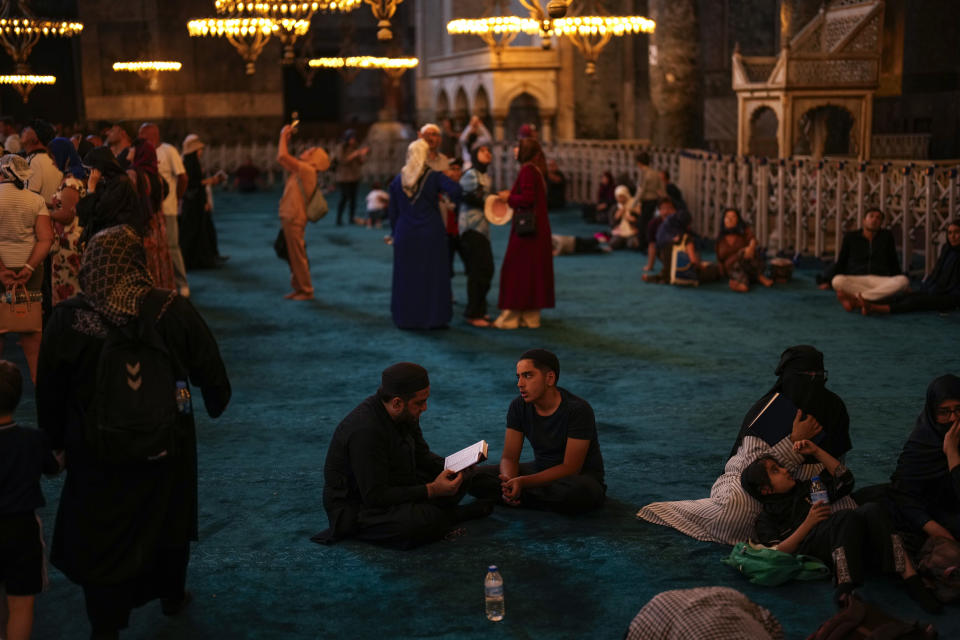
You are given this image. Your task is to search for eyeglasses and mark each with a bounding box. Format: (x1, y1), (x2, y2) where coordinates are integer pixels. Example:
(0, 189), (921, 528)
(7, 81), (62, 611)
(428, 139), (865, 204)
(936, 406), (960, 419)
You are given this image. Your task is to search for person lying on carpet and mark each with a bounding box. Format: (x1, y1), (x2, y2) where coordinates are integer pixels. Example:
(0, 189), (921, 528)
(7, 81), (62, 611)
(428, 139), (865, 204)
(637, 345), (856, 544)
(887, 374), (960, 542)
(471, 349), (606, 514)
(741, 443), (941, 613)
(314, 362), (493, 549)
(860, 219), (960, 316)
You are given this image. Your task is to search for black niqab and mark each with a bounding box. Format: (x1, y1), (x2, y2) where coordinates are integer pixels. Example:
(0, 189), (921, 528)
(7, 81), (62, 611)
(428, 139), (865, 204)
(730, 346), (852, 460)
(892, 375), (960, 483)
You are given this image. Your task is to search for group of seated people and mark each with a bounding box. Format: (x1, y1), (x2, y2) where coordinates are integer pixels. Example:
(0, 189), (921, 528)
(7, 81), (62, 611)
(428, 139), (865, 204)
(638, 345), (959, 614)
(312, 344), (958, 618)
(313, 349), (605, 548)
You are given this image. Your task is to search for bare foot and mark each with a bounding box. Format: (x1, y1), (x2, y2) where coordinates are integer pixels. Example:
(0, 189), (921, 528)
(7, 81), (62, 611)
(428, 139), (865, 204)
(466, 317), (492, 328)
(283, 291), (298, 299)
(857, 293), (871, 315)
(291, 293), (314, 301)
(758, 274), (774, 287)
(836, 289), (856, 312)
(642, 264), (654, 272)
(728, 279), (749, 293)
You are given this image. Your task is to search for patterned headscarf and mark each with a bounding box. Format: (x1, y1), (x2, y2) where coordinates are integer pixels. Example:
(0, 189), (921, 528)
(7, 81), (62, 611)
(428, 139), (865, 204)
(0, 154), (32, 188)
(78, 225), (154, 326)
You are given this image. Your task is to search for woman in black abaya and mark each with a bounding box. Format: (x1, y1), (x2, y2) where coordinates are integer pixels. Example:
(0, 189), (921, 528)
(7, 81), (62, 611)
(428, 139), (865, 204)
(889, 375), (960, 540)
(730, 345), (852, 461)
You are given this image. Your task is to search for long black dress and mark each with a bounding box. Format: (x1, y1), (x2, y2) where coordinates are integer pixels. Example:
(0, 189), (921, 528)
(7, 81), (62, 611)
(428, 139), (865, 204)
(179, 152), (220, 269)
(37, 293), (230, 629)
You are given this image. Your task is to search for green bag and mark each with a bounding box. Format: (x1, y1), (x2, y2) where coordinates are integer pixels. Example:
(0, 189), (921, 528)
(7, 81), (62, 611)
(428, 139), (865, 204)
(723, 541), (831, 586)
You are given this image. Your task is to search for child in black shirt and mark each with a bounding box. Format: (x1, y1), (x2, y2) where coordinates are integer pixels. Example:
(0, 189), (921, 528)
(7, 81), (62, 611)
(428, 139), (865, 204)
(741, 439), (941, 613)
(0, 360), (59, 639)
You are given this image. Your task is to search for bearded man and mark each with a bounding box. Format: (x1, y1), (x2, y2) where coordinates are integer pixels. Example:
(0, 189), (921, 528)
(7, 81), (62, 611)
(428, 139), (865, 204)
(314, 363), (492, 549)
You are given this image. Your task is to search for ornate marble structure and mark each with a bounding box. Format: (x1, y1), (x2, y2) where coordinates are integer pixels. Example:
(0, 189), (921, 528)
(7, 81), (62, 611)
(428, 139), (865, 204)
(732, 0), (884, 160)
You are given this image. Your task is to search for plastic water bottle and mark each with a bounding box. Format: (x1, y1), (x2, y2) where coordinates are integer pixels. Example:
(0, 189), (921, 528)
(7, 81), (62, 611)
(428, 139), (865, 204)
(175, 381), (192, 415)
(809, 476), (829, 505)
(484, 565), (504, 622)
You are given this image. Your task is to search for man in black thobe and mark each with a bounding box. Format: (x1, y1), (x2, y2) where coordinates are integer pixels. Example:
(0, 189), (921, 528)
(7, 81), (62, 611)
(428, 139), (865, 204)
(313, 363), (492, 549)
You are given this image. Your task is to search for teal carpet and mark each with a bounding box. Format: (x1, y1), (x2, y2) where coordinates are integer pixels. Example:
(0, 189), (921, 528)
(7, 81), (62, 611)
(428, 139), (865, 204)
(27, 189), (959, 639)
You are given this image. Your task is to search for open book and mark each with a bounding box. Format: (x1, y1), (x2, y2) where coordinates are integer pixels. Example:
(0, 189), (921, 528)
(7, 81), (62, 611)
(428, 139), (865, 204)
(445, 440), (488, 473)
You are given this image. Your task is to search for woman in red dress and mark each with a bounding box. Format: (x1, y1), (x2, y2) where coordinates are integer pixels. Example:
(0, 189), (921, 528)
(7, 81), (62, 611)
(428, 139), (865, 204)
(494, 139), (555, 329)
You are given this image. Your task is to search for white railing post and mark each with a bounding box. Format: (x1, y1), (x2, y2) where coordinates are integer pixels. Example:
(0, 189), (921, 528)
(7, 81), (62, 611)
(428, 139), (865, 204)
(777, 159), (786, 253)
(924, 165), (935, 275)
(814, 160), (824, 257)
(794, 160), (804, 254)
(901, 165), (913, 273)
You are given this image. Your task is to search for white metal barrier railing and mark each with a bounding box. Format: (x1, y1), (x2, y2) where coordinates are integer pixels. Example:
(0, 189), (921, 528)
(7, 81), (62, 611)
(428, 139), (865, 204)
(202, 138), (960, 274)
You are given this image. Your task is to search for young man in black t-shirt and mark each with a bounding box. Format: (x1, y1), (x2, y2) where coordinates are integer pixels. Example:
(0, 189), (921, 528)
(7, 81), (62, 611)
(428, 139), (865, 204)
(474, 349), (605, 514)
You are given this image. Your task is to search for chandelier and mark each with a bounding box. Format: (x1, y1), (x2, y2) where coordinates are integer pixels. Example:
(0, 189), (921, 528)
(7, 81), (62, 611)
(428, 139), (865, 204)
(362, 0), (404, 41)
(308, 55), (417, 83)
(446, 0), (654, 74)
(187, 17), (278, 75)
(112, 61), (182, 91)
(0, 72), (52, 103)
(213, 1), (359, 65)
(0, 1), (81, 102)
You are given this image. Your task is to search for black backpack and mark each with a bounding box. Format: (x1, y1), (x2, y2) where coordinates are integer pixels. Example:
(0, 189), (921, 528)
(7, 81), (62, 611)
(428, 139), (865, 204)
(70, 290), (182, 464)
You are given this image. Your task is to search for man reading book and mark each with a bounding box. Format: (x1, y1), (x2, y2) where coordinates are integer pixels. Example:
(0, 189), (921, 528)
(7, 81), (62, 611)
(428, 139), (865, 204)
(313, 362), (493, 549)
(473, 349), (606, 514)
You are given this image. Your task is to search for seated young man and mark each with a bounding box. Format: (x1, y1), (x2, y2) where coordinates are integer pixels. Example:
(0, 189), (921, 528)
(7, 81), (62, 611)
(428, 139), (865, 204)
(473, 349), (605, 514)
(741, 439), (940, 613)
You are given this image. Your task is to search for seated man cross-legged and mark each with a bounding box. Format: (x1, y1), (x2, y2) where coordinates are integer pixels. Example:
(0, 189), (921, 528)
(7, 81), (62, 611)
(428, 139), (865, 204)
(474, 349), (606, 514)
(313, 362), (493, 549)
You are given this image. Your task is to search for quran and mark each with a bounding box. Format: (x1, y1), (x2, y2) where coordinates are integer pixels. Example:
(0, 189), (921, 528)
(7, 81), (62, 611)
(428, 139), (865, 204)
(746, 392), (825, 446)
(445, 440), (488, 473)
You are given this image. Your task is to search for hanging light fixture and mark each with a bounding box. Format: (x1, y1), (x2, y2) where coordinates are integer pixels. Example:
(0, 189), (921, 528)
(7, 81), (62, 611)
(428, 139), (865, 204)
(213, 1), (360, 65)
(112, 61), (182, 91)
(0, 1), (83, 74)
(0, 72), (53, 103)
(362, 0), (405, 41)
(447, 0), (654, 74)
(187, 16), (278, 75)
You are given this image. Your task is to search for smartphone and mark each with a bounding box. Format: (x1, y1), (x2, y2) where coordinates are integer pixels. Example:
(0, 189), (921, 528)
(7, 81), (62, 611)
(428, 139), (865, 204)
(290, 119), (300, 133)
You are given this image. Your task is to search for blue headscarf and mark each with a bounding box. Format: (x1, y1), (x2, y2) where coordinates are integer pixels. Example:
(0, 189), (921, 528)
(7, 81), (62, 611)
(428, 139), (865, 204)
(48, 137), (85, 179)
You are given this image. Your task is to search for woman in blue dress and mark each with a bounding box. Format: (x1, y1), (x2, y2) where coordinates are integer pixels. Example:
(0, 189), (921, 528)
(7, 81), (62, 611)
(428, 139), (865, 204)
(388, 139), (462, 329)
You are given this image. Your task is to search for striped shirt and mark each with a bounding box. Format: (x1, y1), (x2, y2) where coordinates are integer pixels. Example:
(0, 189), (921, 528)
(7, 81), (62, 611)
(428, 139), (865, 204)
(0, 182), (49, 267)
(637, 435), (856, 545)
(626, 587), (784, 640)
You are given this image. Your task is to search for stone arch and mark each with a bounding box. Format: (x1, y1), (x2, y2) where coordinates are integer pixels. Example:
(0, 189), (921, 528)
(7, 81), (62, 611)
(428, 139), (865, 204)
(748, 106), (779, 158)
(497, 82), (551, 118)
(473, 84), (492, 132)
(453, 87), (470, 128)
(505, 92), (542, 142)
(795, 104), (856, 158)
(435, 88), (450, 121)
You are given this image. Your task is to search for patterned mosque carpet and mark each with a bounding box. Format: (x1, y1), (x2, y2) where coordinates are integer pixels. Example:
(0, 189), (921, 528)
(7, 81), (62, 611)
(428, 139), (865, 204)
(25, 187), (959, 639)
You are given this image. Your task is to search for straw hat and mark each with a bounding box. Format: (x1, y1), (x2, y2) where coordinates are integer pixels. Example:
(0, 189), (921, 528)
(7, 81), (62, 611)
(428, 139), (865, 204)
(483, 194), (513, 225)
(182, 133), (205, 156)
(299, 147), (330, 172)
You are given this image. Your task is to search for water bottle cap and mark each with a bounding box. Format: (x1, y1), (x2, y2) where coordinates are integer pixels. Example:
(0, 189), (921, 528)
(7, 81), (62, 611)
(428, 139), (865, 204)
(488, 565), (498, 572)
(811, 476), (820, 481)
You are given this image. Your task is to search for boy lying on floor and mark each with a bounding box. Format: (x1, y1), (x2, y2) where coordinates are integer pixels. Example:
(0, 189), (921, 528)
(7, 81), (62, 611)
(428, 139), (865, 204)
(740, 439), (941, 613)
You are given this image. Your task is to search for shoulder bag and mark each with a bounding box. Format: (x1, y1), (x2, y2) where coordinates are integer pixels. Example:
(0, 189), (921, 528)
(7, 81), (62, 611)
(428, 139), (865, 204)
(297, 175), (329, 223)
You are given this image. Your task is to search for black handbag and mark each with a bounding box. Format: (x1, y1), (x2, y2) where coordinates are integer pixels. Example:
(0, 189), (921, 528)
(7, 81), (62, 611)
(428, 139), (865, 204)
(514, 208), (536, 237)
(274, 229), (289, 261)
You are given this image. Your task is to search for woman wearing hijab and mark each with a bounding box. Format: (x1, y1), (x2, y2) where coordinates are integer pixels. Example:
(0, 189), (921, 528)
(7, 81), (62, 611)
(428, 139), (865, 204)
(494, 139), (554, 330)
(47, 138), (87, 304)
(716, 207), (773, 293)
(862, 220), (960, 315)
(77, 147), (147, 244)
(889, 375), (960, 541)
(582, 171), (616, 224)
(37, 225), (231, 639)
(127, 138), (175, 289)
(388, 138), (462, 329)
(0, 154), (54, 382)
(638, 345), (856, 545)
(458, 141), (507, 327)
